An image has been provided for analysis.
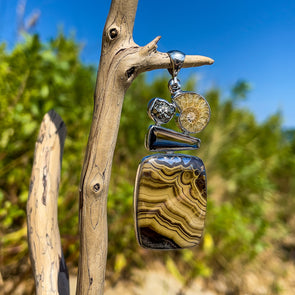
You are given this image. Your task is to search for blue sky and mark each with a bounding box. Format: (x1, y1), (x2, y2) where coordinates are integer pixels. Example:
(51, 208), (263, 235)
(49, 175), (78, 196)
(1, 0), (295, 128)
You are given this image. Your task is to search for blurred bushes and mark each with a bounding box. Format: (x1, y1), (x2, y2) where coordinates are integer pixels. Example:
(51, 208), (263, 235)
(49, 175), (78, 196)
(1, 34), (295, 290)
(0, 33), (95, 275)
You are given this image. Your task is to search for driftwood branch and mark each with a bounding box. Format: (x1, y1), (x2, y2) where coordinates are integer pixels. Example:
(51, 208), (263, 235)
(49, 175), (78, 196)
(27, 110), (69, 295)
(76, 0), (214, 294)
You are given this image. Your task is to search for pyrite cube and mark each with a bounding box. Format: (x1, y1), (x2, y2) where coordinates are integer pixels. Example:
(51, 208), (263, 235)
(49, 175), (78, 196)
(134, 154), (207, 250)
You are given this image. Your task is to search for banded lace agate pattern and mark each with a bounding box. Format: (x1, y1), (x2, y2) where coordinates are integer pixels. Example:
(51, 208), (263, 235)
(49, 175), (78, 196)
(134, 154), (207, 249)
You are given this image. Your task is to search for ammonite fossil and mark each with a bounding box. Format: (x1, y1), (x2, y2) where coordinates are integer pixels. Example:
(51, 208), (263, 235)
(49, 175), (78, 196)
(173, 92), (210, 134)
(134, 154), (207, 249)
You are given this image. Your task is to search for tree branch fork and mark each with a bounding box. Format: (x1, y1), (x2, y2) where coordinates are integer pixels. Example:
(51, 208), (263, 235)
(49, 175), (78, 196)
(111, 35), (214, 88)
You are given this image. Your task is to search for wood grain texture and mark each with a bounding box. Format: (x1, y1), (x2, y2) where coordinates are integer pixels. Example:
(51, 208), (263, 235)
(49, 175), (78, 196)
(134, 154), (207, 249)
(27, 110), (69, 295)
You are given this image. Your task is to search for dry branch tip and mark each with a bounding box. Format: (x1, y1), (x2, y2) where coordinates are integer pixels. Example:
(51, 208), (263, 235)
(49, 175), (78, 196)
(140, 36), (162, 56)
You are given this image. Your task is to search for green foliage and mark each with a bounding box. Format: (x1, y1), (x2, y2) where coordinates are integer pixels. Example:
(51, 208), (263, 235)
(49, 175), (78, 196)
(1, 34), (295, 291)
(0, 33), (95, 271)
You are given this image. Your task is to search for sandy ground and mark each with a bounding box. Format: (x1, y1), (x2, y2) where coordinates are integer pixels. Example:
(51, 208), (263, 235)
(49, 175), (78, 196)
(3, 254), (295, 294)
(69, 263), (215, 295)
(68, 257), (295, 295)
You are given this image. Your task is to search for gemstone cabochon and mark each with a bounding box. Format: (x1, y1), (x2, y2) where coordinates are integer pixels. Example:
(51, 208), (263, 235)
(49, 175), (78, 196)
(134, 154), (207, 249)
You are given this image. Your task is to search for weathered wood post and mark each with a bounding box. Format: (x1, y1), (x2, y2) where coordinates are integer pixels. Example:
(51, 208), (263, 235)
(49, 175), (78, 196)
(27, 0), (213, 294)
(27, 110), (69, 295)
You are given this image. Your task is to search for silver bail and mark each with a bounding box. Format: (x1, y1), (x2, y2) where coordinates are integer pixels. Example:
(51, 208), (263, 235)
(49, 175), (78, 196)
(167, 50), (185, 78)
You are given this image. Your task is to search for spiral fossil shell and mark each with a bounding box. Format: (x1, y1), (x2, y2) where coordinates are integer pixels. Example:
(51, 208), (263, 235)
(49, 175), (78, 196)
(173, 92), (210, 133)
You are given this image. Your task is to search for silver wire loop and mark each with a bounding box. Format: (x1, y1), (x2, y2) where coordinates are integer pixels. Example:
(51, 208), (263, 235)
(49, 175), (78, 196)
(167, 50), (185, 78)
(168, 77), (182, 96)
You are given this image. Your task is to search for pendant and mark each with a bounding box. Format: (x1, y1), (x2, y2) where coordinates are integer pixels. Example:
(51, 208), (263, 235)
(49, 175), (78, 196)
(134, 50), (210, 250)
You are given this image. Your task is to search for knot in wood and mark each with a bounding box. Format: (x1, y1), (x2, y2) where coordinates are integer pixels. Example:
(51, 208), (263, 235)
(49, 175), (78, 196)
(109, 28), (118, 39)
(126, 67), (135, 78)
(86, 171), (104, 198)
(93, 183), (100, 192)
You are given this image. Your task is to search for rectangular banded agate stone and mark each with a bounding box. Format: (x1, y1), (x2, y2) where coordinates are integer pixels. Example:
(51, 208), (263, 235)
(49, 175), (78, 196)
(134, 154), (207, 250)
